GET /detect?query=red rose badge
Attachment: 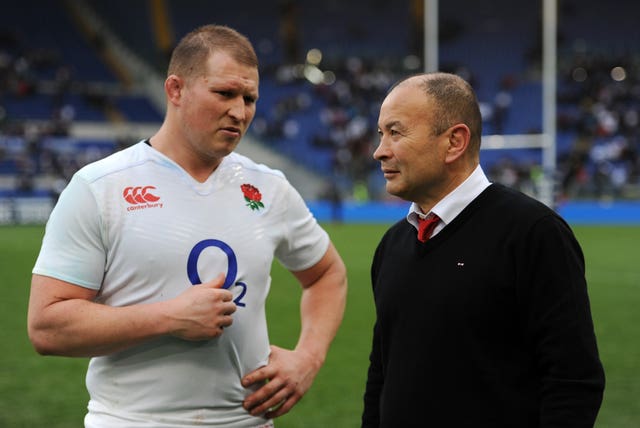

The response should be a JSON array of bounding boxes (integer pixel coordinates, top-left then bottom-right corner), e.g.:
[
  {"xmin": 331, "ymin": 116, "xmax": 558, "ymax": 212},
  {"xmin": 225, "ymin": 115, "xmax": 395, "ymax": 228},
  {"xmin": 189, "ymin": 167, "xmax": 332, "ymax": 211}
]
[{"xmin": 241, "ymin": 184, "xmax": 265, "ymax": 211}]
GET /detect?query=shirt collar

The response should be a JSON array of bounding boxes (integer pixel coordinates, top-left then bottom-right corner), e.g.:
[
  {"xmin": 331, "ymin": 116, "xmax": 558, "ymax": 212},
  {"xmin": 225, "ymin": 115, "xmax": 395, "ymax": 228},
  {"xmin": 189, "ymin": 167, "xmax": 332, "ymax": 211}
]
[{"xmin": 407, "ymin": 165, "xmax": 491, "ymax": 230}]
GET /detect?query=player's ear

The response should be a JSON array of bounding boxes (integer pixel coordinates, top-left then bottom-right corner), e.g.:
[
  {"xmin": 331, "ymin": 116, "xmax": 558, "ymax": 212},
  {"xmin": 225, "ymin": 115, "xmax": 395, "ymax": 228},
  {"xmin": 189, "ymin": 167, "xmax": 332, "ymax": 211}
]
[
  {"xmin": 165, "ymin": 75, "xmax": 183, "ymax": 105},
  {"xmin": 445, "ymin": 124, "xmax": 470, "ymax": 164}
]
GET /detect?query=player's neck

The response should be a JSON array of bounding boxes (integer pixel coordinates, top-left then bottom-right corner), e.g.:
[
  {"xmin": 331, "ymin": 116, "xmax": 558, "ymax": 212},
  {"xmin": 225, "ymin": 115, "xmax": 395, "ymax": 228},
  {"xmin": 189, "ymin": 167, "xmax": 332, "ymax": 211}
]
[{"xmin": 149, "ymin": 132, "xmax": 223, "ymax": 183}]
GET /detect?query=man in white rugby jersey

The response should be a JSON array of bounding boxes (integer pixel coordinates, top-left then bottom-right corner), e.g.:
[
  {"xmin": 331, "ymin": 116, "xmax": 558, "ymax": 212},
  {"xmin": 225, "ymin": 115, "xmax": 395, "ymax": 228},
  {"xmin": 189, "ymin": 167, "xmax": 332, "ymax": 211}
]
[{"xmin": 27, "ymin": 24, "xmax": 347, "ymax": 428}]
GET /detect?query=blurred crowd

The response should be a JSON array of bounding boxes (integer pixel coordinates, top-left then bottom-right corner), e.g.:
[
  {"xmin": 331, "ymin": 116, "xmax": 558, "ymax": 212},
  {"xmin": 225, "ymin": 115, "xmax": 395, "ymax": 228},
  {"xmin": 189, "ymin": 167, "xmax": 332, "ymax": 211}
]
[
  {"xmin": 0, "ymin": 29, "xmax": 75, "ymax": 137},
  {"xmin": 0, "ymin": 26, "xmax": 133, "ymax": 199},
  {"xmin": 0, "ymin": 28, "xmax": 73, "ymax": 197},
  {"xmin": 252, "ymin": 56, "xmax": 398, "ymax": 202},
  {"xmin": 251, "ymin": 49, "xmax": 640, "ymax": 203},
  {"xmin": 2, "ymin": 9, "xmax": 640, "ymax": 204},
  {"xmin": 555, "ymin": 51, "xmax": 640, "ymax": 200}
]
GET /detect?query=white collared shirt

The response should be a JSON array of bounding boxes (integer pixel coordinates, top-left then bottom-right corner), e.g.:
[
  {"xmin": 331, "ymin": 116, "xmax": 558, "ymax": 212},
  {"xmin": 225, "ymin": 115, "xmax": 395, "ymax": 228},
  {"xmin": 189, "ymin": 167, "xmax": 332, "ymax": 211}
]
[{"xmin": 407, "ymin": 165, "xmax": 492, "ymax": 237}]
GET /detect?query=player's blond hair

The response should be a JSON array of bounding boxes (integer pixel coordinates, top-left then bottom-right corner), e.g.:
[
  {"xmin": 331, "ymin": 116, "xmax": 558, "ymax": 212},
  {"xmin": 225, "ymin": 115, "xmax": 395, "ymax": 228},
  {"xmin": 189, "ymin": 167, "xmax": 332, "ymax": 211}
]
[{"xmin": 167, "ymin": 24, "xmax": 258, "ymax": 80}]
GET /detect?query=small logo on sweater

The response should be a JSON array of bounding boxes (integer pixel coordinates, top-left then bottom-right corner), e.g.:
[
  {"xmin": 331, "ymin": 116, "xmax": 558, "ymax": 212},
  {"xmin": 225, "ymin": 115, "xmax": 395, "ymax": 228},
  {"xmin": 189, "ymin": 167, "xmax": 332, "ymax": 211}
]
[
  {"xmin": 123, "ymin": 186, "xmax": 163, "ymax": 211},
  {"xmin": 241, "ymin": 183, "xmax": 265, "ymax": 211}
]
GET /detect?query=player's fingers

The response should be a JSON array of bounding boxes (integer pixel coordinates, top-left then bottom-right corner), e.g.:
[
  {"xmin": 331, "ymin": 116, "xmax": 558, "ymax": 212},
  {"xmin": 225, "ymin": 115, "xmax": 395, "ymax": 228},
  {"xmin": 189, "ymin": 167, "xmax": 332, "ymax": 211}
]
[
  {"xmin": 241, "ymin": 365, "xmax": 273, "ymax": 388},
  {"xmin": 244, "ymin": 379, "xmax": 290, "ymax": 416},
  {"xmin": 265, "ymin": 393, "xmax": 299, "ymax": 419},
  {"xmin": 217, "ymin": 290, "xmax": 235, "ymax": 304},
  {"xmin": 222, "ymin": 300, "xmax": 237, "ymax": 314},
  {"xmin": 220, "ymin": 314, "xmax": 234, "ymax": 328}
]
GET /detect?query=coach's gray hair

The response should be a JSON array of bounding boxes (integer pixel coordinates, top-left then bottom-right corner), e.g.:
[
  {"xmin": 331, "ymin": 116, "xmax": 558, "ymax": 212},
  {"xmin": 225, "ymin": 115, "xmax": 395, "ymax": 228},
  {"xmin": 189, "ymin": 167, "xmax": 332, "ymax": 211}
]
[{"xmin": 396, "ymin": 72, "xmax": 483, "ymax": 152}]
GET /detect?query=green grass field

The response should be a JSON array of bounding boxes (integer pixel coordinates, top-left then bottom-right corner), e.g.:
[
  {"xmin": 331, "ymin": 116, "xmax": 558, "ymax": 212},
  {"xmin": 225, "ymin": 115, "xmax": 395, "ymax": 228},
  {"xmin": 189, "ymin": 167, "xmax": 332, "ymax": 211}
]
[{"xmin": 1, "ymin": 224, "xmax": 638, "ymax": 427}]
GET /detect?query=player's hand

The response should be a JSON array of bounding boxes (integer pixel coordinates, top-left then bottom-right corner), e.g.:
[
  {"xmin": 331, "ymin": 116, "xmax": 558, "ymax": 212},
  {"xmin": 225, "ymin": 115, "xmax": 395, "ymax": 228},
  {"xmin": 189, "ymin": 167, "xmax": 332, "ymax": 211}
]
[
  {"xmin": 168, "ymin": 274, "xmax": 236, "ymax": 340},
  {"xmin": 241, "ymin": 345, "xmax": 322, "ymax": 418}
]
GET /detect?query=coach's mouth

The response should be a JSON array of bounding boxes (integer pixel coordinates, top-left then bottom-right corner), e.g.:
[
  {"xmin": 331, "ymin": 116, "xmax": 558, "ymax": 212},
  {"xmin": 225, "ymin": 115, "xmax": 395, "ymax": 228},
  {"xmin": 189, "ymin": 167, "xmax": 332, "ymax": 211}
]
[{"xmin": 381, "ymin": 168, "xmax": 399, "ymax": 179}]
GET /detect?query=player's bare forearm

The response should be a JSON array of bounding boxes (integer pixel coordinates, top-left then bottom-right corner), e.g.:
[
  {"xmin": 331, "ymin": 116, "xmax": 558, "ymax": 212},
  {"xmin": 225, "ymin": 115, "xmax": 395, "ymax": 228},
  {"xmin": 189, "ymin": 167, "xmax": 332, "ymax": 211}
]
[
  {"xmin": 29, "ymin": 298, "xmax": 168, "ymax": 356},
  {"xmin": 241, "ymin": 243, "xmax": 347, "ymax": 417},
  {"xmin": 296, "ymin": 264, "xmax": 347, "ymax": 362},
  {"xmin": 28, "ymin": 274, "xmax": 234, "ymax": 357}
]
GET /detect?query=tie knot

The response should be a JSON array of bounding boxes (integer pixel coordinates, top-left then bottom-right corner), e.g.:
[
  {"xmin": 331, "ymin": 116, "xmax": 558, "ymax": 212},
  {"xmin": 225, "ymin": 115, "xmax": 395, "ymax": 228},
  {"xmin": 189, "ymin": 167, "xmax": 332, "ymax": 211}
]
[{"xmin": 417, "ymin": 214, "xmax": 440, "ymax": 242}]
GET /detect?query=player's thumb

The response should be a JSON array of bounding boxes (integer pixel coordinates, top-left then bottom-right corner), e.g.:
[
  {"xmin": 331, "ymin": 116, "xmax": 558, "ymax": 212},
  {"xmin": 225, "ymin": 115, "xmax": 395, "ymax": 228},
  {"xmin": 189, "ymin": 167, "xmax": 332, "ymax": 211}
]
[{"xmin": 201, "ymin": 273, "xmax": 226, "ymax": 289}]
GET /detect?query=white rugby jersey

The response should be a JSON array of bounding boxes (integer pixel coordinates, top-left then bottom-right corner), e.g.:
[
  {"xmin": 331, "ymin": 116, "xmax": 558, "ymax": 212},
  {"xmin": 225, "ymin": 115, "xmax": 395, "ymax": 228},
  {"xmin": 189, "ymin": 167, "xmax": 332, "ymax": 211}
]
[{"xmin": 33, "ymin": 141, "xmax": 329, "ymax": 427}]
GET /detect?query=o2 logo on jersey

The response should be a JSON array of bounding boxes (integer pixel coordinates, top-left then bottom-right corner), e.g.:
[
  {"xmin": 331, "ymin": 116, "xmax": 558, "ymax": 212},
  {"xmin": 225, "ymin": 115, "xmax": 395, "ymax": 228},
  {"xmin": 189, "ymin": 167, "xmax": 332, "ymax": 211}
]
[{"xmin": 186, "ymin": 239, "xmax": 247, "ymax": 307}]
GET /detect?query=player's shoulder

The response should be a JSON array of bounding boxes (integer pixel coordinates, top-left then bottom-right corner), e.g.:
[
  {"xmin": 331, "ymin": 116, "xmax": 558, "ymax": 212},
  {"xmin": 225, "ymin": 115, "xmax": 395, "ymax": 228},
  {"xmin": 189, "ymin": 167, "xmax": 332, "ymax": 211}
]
[
  {"xmin": 75, "ymin": 141, "xmax": 150, "ymax": 183},
  {"xmin": 223, "ymin": 152, "xmax": 286, "ymax": 181}
]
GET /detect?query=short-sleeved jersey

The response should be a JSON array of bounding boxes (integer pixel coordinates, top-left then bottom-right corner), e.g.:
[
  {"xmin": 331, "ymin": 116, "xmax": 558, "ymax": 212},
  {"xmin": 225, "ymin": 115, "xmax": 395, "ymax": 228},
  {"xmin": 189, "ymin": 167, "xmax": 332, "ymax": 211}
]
[{"xmin": 33, "ymin": 142, "xmax": 330, "ymax": 427}]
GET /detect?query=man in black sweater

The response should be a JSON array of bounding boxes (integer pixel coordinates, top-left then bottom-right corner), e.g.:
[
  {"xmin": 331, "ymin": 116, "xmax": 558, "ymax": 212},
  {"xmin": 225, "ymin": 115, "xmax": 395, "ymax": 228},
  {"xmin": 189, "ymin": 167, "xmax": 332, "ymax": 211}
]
[{"xmin": 362, "ymin": 72, "xmax": 604, "ymax": 427}]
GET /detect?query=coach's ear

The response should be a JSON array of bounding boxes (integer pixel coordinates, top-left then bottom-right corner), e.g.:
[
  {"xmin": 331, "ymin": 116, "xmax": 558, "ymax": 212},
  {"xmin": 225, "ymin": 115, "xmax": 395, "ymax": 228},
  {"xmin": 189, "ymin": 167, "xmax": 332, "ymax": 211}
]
[
  {"xmin": 165, "ymin": 75, "xmax": 184, "ymax": 106},
  {"xmin": 444, "ymin": 123, "xmax": 470, "ymax": 164}
]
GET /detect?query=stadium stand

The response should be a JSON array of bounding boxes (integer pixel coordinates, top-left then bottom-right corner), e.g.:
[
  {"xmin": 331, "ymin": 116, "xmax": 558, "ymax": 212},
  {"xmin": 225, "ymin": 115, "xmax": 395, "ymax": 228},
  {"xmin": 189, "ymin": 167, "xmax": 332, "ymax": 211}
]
[{"xmin": 1, "ymin": 0, "xmax": 639, "ymax": 222}]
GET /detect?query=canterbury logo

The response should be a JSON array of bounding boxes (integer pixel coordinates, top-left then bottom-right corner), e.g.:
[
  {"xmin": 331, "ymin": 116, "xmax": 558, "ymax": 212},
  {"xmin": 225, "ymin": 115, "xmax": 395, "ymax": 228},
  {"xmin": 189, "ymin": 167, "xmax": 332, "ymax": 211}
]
[{"xmin": 123, "ymin": 186, "xmax": 163, "ymax": 211}]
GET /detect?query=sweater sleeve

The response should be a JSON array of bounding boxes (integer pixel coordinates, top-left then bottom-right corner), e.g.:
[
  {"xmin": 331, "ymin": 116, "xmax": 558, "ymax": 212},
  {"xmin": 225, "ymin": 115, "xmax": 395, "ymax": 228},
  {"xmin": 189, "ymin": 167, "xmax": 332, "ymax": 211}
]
[
  {"xmin": 362, "ymin": 320, "xmax": 383, "ymax": 427},
  {"xmin": 362, "ymin": 240, "xmax": 387, "ymax": 427},
  {"xmin": 520, "ymin": 215, "xmax": 605, "ymax": 427}
]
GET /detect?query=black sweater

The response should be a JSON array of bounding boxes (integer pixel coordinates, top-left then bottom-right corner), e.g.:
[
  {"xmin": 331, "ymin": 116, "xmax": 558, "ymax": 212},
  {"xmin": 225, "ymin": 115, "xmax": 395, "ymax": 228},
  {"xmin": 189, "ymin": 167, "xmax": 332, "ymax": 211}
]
[{"xmin": 362, "ymin": 184, "xmax": 605, "ymax": 427}]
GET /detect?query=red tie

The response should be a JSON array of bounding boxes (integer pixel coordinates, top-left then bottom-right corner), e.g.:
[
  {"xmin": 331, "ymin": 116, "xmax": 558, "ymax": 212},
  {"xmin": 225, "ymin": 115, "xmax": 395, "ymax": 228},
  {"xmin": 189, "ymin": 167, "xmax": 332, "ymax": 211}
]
[{"xmin": 417, "ymin": 214, "xmax": 440, "ymax": 242}]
